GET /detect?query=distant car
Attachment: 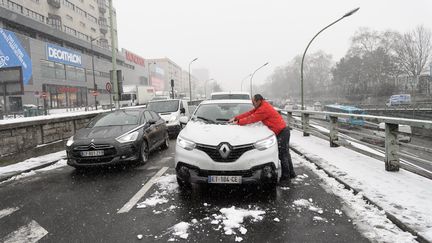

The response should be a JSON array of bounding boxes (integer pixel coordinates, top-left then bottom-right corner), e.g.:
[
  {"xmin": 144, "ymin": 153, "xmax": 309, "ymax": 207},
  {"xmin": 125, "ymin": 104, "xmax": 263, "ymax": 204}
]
[
  {"xmin": 151, "ymin": 96, "xmax": 170, "ymax": 101},
  {"xmin": 147, "ymin": 99, "xmax": 190, "ymax": 137},
  {"xmin": 210, "ymin": 91, "xmax": 251, "ymax": 100},
  {"xmin": 175, "ymin": 99, "xmax": 281, "ymax": 190},
  {"xmin": 374, "ymin": 123, "xmax": 412, "ymax": 143},
  {"xmin": 386, "ymin": 94, "xmax": 411, "ymax": 107},
  {"xmin": 66, "ymin": 109, "xmax": 169, "ymax": 169}
]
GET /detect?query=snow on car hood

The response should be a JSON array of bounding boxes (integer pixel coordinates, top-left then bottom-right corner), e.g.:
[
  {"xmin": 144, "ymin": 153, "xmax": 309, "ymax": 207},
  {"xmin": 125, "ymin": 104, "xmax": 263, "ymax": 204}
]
[{"xmin": 179, "ymin": 121, "xmax": 274, "ymax": 146}]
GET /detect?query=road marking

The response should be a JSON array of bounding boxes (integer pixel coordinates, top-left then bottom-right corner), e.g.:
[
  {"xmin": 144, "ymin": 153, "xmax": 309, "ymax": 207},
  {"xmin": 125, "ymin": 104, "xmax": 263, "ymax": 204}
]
[
  {"xmin": 2, "ymin": 220, "xmax": 48, "ymax": 243},
  {"xmin": 0, "ymin": 207, "xmax": 19, "ymax": 219},
  {"xmin": 117, "ymin": 167, "xmax": 169, "ymax": 214}
]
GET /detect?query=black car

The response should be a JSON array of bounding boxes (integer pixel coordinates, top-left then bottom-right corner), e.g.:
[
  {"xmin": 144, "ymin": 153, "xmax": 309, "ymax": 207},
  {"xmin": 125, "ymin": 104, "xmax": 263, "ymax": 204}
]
[{"xmin": 66, "ymin": 109, "xmax": 169, "ymax": 168}]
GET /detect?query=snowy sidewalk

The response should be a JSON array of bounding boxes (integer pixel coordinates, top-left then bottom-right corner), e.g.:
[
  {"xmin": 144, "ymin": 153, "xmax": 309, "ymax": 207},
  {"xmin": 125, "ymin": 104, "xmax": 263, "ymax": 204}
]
[
  {"xmin": 290, "ymin": 129, "xmax": 432, "ymax": 242},
  {"xmin": 0, "ymin": 151, "xmax": 66, "ymax": 182}
]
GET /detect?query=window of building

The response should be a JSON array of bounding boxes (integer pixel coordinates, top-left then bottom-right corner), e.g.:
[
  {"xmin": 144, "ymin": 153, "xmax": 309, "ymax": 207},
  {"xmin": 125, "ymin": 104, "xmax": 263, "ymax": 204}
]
[
  {"xmin": 91, "ymin": 27, "xmax": 96, "ymax": 33},
  {"xmin": 66, "ymin": 65, "xmax": 86, "ymax": 82},
  {"xmin": 79, "ymin": 21, "xmax": 86, "ymax": 28},
  {"xmin": 89, "ymin": 4, "xmax": 95, "ymax": 10},
  {"xmin": 77, "ymin": 31, "xmax": 89, "ymax": 41},
  {"xmin": 40, "ymin": 60, "xmax": 66, "ymax": 80},
  {"xmin": 65, "ymin": 15, "xmax": 73, "ymax": 21}
]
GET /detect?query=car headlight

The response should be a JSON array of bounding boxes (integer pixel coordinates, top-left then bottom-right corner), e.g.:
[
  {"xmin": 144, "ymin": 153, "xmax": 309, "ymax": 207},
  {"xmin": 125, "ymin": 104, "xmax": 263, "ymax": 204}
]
[
  {"xmin": 116, "ymin": 131, "xmax": 139, "ymax": 143},
  {"xmin": 254, "ymin": 135, "xmax": 276, "ymax": 151},
  {"xmin": 177, "ymin": 136, "xmax": 196, "ymax": 150},
  {"xmin": 66, "ymin": 136, "xmax": 74, "ymax": 147}
]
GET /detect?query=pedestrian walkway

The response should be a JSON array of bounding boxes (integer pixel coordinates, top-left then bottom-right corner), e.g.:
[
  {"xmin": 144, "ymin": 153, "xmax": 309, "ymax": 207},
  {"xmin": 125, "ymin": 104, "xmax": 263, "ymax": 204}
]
[{"xmin": 290, "ymin": 129, "xmax": 432, "ymax": 242}]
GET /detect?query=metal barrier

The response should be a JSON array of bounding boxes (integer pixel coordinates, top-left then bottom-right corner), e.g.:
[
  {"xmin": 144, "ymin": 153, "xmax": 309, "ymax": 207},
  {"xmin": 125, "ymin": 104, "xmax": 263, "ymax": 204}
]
[{"xmin": 283, "ymin": 109, "xmax": 432, "ymax": 179}]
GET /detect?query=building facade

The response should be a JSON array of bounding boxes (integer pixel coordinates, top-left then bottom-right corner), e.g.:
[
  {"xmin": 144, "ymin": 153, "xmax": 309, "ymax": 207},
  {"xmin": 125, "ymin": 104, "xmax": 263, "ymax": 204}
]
[
  {"xmin": 145, "ymin": 58, "xmax": 182, "ymax": 93},
  {"xmin": 0, "ymin": 0, "xmax": 146, "ymax": 112}
]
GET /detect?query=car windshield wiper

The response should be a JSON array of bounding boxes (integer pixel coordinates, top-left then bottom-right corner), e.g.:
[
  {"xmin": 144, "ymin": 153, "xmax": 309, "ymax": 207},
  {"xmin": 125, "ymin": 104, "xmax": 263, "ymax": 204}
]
[
  {"xmin": 195, "ymin": 116, "xmax": 215, "ymax": 124},
  {"xmin": 216, "ymin": 118, "xmax": 229, "ymax": 122}
]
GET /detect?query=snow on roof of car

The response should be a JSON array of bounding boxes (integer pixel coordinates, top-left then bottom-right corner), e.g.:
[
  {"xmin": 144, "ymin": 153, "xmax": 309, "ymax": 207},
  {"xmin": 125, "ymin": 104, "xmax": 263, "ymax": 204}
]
[
  {"xmin": 210, "ymin": 91, "xmax": 251, "ymax": 95},
  {"xmin": 200, "ymin": 99, "xmax": 252, "ymax": 105}
]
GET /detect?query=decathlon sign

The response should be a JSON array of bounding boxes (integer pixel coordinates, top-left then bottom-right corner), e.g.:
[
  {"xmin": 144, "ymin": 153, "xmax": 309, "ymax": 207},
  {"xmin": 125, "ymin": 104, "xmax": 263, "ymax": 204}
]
[{"xmin": 46, "ymin": 44, "xmax": 82, "ymax": 67}]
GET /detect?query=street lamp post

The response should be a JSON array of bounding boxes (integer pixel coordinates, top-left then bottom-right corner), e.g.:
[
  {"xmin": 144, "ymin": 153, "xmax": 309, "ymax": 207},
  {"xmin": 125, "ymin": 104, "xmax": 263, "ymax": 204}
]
[
  {"xmin": 204, "ymin": 78, "xmax": 214, "ymax": 99},
  {"xmin": 188, "ymin": 57, "xmax": 198, "ymax": 100},
  {"xmin": 241, "ymin": 74, "xmax": 251, "ymax": 92},
  {"xmin": 147, "ymin": 61, "xmax": 156, "ymax": 86},
  {"xmin": 90, "ymin": 37, "xmax": 99, "ymax": 110},
  {"xmin": 250, "ymin": 62, "xmax": 269, "ymax": 95},
  {"xmin": 300, "ymin": 7, "xmax": 359, "ymax": 110}
]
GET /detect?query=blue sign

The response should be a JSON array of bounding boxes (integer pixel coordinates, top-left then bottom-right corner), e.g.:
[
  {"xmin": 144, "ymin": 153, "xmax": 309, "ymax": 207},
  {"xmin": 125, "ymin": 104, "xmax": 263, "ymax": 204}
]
[
  {"xmin": 0, "ymin": 28, "xmax": 32, "ymax": 85},
  {"xmin": 46, "ymin": 43, "xmax": 83, "ymax": 67}
]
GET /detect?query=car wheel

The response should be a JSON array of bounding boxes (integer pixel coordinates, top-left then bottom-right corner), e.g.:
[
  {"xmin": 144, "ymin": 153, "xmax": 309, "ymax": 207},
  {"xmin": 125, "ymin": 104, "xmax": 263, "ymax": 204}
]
[
  {"xmin": 177, "ymin": 177, "xmax": 192, "ymax": 191},
  {"xmin": 139, "ymin": 140, "xmax": 149, "ymax": 165},
  {"xmin": 161, "ymin": 132, "xmax": 169, "ymax": 150}
]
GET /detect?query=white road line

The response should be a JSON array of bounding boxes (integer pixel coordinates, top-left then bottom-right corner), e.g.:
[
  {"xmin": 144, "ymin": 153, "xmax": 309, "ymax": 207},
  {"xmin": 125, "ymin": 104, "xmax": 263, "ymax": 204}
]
[
  {"xmin": 0, "ymin": 207, "xmax": 19, "ymax": 219},
  {"xmin": 2, "ymin": 220, "xmax": 48, "ymax": 243},
  {"xmin": 117, "ymin": 167, "xmax": 169, "ymax": 214}
]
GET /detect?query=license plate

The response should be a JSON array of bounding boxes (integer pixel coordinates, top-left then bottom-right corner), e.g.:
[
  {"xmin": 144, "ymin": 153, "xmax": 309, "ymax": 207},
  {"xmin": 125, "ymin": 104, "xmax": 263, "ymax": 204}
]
[
  {"xmin": 208, "ymin": 176, "xmax": 242, "ymax": 184},
  {"xmin": 81, "ymin": 150, "xmax": 104, "ymax": 157}
]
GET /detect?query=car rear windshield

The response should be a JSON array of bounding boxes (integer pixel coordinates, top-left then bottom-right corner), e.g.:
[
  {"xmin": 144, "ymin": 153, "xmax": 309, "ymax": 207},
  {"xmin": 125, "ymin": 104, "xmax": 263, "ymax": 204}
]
[
  {"xmin": 147, "ymin": 100, "xmax": 179, "ymax": 113},
  {"xmin": 88, "ymin": 110, "xmax": 141, "ymax": 127},
  {"xmin": 194, "ymin": 103, "xmax": 253, "ymax": 123},
  {"xmin": 211, "ymin": 94, "xmax": 250, "ymax": 100}
]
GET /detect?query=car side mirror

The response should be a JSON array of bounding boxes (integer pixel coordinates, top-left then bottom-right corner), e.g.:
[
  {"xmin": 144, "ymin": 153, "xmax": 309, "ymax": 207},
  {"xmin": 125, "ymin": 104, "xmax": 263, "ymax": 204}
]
[
  {"xmin": 180, "ymin": 108, "xmax": 186, "ymax": 114},
  {"xmin": 179, "ymin": 116, "xmax": 188, "ymax": 125},
  {"xmin": 148, "ymin": 119, "xmax": 157, "ymax": 125}
]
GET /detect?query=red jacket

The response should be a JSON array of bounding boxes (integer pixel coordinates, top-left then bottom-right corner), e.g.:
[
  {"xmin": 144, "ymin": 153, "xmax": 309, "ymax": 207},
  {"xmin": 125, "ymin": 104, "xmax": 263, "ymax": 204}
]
[{"xmin": 235, "ymin": 100, "xmax": 286, "ymax": 135}]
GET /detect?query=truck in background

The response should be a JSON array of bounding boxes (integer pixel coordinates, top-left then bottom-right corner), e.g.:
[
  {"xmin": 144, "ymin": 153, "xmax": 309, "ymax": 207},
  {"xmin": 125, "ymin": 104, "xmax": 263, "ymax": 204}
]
[{"xmin": 120, "ymin": 85, "xmax": 155, "ymax": 107}]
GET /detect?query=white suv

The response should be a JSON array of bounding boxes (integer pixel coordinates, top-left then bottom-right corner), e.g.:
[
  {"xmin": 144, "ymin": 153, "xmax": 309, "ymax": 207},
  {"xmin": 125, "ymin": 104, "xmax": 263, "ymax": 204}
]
[{"xmin": 175, "ymin": 99, "xmax": 281, "ymax": 190}]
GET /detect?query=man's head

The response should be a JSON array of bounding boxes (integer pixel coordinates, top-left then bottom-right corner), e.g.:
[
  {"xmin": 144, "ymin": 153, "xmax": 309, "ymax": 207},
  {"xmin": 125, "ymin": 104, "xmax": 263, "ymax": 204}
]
[{"xmin": 252, "ymin": 94, "xmax": 264, "ymax": 108}]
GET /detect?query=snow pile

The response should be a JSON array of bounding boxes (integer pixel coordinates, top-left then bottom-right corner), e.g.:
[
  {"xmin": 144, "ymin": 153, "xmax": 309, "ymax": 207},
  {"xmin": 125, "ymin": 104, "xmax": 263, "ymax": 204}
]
[
  {"xmin": 136, "ymin": 174, "xmax": 178, "ymax": 209},
  {"xmin": 291, "ymin": 129, "xmax": 432, "ymax": 241},
  {"xmin": 217, "ymin": 206, "xmax": 265, "ymax": 235},
  {"xmin": 292, "ymin": 152, "xmax": 417, "ymax": 242},
  {"xmin": 0, "ymin": 151, "xmax": 66, "ymax": 176},
  {"xmin": 292, "ymin": 198, "xmax": 323, "ymax": 214},
  {"xmin": 170, "ymin": 222, "xmax": 190, "ymax": 240},
  {"xmin": 38, "ymin": 159, "xmax": 67, "ymax": 171}
]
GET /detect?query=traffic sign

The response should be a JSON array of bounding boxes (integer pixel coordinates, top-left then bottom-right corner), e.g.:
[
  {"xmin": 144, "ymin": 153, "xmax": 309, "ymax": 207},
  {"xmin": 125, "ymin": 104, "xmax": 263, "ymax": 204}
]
[
  {"xmin": 106, "ymin": 82, "xmax": 112, "ymax": 93},
  {"xmin": 41, "ymin": 92, "xmax": 47, "ymax": 99}
]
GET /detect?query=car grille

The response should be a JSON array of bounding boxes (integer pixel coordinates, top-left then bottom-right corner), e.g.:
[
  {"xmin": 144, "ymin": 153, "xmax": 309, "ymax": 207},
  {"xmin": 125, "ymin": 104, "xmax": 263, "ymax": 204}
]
[{"xmin": 195, "ymin": 143, "xmax": 254, "ymax": 162}]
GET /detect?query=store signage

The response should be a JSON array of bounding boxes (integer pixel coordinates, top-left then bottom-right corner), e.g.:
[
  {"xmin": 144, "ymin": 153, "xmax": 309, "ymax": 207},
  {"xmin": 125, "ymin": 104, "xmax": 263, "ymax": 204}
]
[
  {"xmin": 125, "ymin": 50, "xmax": 145, "ymax": 67},
  {"xmin": 46, "ymin": 44, "xmax": 82, "ymax": 67},
  {"xmin": 57, "ymin": 87, "xmax": 79, "ymax": 93},
  {"xmin": 0, "ymin": 28, "xmax": 32, "ymax": 85}
]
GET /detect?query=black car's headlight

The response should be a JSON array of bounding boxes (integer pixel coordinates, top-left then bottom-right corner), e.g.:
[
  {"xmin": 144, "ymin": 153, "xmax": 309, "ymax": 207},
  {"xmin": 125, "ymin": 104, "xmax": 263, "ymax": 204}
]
[
  {"xmin": 116, "ymin": 131, "xmax": 139, "ymax": 143},
  {"xmin": 66, "ymin": 136, "xmax": 74, "ymax": 147}
]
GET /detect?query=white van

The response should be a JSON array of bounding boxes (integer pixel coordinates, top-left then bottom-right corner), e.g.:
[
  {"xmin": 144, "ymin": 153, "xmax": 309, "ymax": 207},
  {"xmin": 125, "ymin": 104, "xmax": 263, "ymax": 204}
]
[
  {"xmin": 147, "ymin": 99, "xmax": 190, "ymax": 137},
  {"xmin": 210, "ymin": 91, "xmax": 251, "ymax": 100}
]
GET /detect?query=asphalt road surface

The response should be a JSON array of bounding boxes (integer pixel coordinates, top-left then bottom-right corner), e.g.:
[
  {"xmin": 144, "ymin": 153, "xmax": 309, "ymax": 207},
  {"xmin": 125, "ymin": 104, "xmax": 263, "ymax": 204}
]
[{"xmin": 0, "ymin": 139, "xmax": 370, "ymax": 243}]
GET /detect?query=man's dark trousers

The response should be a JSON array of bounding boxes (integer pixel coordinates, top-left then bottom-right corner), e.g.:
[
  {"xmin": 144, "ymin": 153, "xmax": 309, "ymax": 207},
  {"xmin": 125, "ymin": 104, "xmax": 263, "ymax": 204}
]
[{"xmin": 277, "ymin": 127, "xmax": 295, "ymax": 179}]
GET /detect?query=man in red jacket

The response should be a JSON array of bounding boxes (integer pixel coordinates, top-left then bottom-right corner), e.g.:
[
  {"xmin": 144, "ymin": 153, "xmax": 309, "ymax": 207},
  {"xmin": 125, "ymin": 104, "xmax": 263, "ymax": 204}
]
[{"xmin": 229, "ymin": 94, "xmax": 296, "ymax": 182}]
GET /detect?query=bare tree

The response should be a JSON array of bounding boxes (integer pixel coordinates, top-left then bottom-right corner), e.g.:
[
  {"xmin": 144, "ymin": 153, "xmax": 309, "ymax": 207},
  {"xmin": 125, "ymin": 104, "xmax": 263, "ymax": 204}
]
[{"xmin": 394, "ymin": 25, "xmax": 432, "ymax": 92}]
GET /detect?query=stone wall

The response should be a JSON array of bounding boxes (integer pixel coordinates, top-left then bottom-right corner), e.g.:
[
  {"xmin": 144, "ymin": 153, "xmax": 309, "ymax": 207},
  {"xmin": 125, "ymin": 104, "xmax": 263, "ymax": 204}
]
[{"xmin": 0, "ymin": 113, "xmax": 101, "ymax": 164}]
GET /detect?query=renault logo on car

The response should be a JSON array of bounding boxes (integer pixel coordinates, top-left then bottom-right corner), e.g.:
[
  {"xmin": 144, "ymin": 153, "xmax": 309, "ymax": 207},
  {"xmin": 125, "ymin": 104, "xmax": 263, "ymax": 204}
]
[{"xmin": 218, "ymin": 143, "xmax": 231, "ymax": 159}]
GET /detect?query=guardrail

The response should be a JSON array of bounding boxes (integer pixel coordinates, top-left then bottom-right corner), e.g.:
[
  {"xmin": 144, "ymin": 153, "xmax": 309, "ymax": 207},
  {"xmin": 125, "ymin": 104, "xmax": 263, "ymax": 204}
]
[{"xmin": 282, "ymin": 110, "xmax": 432, "ymax": 179}]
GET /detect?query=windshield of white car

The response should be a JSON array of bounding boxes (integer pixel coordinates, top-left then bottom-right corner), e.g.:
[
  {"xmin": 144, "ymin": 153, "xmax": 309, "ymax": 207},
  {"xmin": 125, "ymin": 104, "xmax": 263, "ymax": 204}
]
[
  {"xmin": 88, "ymin": 110, "xmax": 141, "ymax": 127},
  {"xmin": 147, "ymin": 100, "xmax": 180, "ymax": 113},
  {"xmin": 193, "ymin": 103, "xmax": 253, "ymax": 123}
]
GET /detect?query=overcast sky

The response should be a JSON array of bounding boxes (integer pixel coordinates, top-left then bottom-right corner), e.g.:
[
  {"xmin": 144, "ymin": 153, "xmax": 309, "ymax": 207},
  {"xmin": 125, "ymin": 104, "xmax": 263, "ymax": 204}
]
[{"xmin": 112, "ymin": 0, "xmax": 432, "ymax": 91}]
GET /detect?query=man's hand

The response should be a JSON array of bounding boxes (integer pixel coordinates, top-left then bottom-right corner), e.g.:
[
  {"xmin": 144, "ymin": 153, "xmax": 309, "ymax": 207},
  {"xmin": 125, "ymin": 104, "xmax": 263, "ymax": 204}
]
[{"xmin": 228, "ymin": 117, "xmax": 236, "ymax": 123}]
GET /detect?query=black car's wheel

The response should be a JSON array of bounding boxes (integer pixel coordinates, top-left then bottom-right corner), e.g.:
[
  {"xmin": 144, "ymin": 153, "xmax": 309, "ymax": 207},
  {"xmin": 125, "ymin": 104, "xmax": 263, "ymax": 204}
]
[
  {"xmin": 161, "ymin": 132, "xmax": 169, "ymax": 150},
  {"xmin": 177, "ymin": 177, "xmax": 192, "ymax": 191},
  {"xmin": 139, "ymin": 140, "xmax": 149, "ymax": 165}
]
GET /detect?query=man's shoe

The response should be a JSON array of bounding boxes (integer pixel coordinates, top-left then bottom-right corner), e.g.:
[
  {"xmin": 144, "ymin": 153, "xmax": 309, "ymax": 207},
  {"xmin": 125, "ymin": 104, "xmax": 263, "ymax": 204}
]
[
  {"xmin": 290, "ymin": 173, "xmax": 297, "ymax": 179},
  {"xmin": 278, "ymin": 177, "xmax": 291, "ymax": 187}
]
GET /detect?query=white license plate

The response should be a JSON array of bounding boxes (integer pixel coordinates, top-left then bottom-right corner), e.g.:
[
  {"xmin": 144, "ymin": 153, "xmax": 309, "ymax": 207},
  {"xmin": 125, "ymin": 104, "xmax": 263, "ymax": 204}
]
[
  {"xmin": 81, "ymin": 150, "xmax": 104, "ymax": 157},
  {"xmin": 208, "ymin": 176, "xmax": 242, "ymax": 184}
]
